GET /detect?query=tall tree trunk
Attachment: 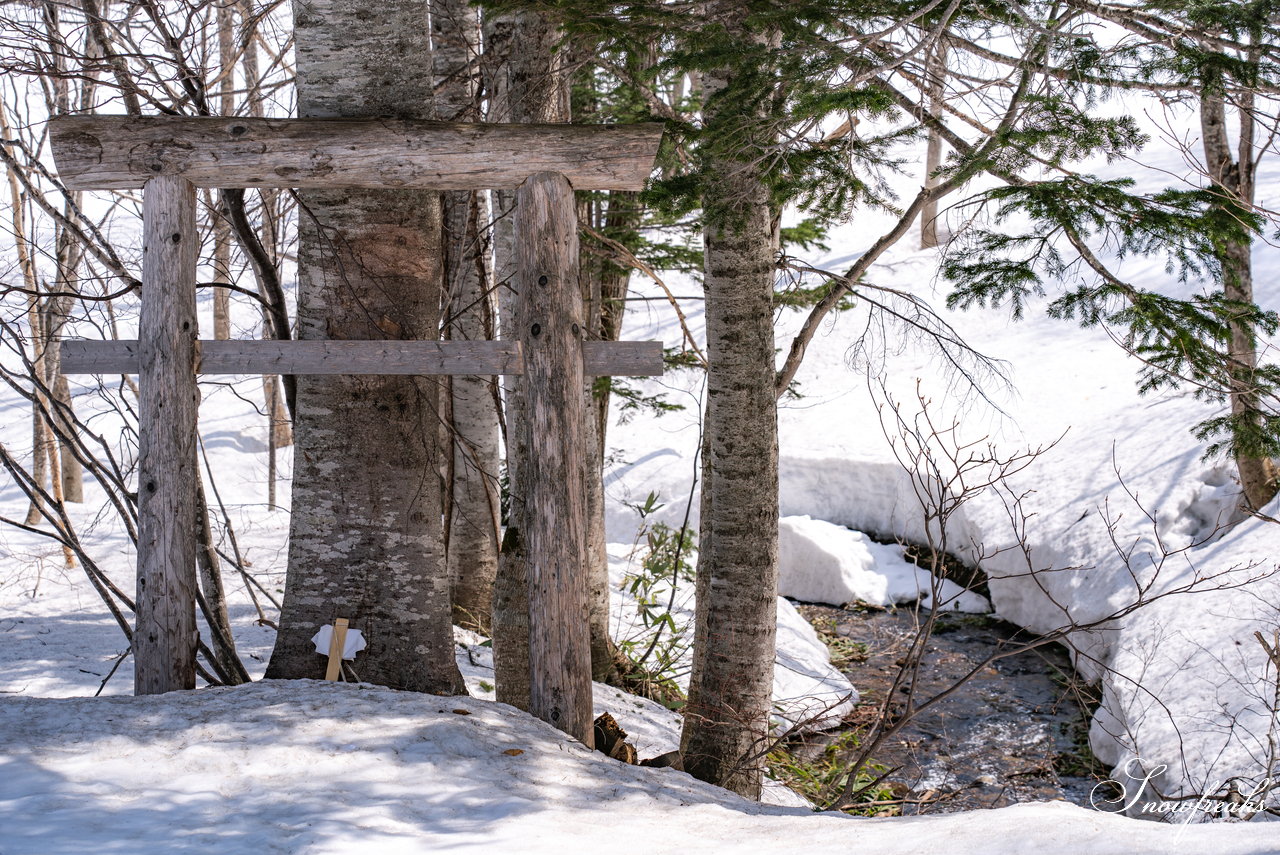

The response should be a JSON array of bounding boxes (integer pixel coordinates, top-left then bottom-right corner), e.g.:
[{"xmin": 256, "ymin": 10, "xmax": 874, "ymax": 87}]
[
  {"xmin": 487, "ymin": 8, "xmax": 569, "ymax": 710},
  {"xmin": 211, "ymin": 0, "xmax": 235, "ymax": 340},
  {"xmin": 579, "ymin": 215, "xmax": 616, "ymax": 685},
  {"xmin": 1200, "ymin": 83, "xmax": 1276, "ymax": 510},
  {"xmin": 571, "ymin": 49, "xmax": 648, "ymax": 685},
  {"xmin": 579, "ymin": 189, "xmax": 643, "ymax": 684},
  {"xmin": 265, "ymin": 0, "xmax": 463, "ymax": 695},
  {"xmin": 44, "ymin": 0, "xmax": 85, "ymax": 506},
  {"xmin": 571, "ymin": 74, "xmax": 612, "ymax": 683},
  {"xmin": 679, "ymin": 17, "xmax": 781, "ymax": 801},
  {"xmin": 484, "ymin": 9, "xmax": 527, "ymax": 709},
  {"xmin": 3, "ymin": 100, "xmax": 51, "ymax": 527},
  {"xmin": 239, "ymin": 0, "xmax": 293, "ymax": 505},
  {"xmin": 434, "ymin": 0, "xmax": 501, "ymax": 634},
  {"xmin": 919, "ymin": 37, "xmax": 947, "ymax": 249},
  {"xmin": 46, "ymin": 247, "xmax": 83, "ymax": 505},
  {"xmin": 195, "ymin": 471, "xmax": 248, "ymax": 684}
]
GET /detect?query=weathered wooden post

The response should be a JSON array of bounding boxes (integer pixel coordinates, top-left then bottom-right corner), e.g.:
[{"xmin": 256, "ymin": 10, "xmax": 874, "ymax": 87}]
[
  {"xmin": 515, "ymin": 171, "xmax": 592, "ymax": 744},
  {"xmin": 135, "ymin": 174, "xmax": 200, "ymax": 694}
]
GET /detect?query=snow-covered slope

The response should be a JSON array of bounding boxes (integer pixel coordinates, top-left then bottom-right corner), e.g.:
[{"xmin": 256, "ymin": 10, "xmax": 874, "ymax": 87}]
[
  {"xmin": 2, "ymin": 680, "xmax": 1275, "ymax": 855},
  {"xmin": 2, "ymin": 84, "xmax": 1279, "ymax": 848}
]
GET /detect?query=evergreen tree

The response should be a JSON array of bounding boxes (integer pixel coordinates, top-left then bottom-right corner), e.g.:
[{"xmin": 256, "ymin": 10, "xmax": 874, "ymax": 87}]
[{"xmin": 946, "ymin": 0, "xmax": 1280, "ymax": 511}]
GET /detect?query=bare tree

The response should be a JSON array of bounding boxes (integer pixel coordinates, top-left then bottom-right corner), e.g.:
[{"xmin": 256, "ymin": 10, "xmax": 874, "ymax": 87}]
[{"xmin": 433, "ymin": 0, "xmax": 502, "ymax": 634}]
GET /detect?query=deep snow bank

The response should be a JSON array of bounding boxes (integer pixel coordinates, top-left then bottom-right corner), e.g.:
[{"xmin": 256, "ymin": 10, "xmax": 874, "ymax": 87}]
[
  {"xmin": 601, "ymin": 210, "xmax": 1280, "ymax": 807},
  {"xmin": 778, "ymin": 514, "xmax": 989, "ymax": 612},
  {"xmin": 1, "ymin": 680, "xmax": 1275, "ymax": 855}
]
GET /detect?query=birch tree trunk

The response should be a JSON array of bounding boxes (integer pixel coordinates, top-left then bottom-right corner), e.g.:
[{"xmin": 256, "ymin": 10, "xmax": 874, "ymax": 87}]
[
  {"xmin": 265, "ymin": 0, "xmax": 463, "ymax": 694},
  {"xmin": 679, "ymin": 13, "xmax": 780, "ymax": 801},
  {"xmin": 1200, "ymin": 83, "xmax": 1277, "ymax": 510},
  {"xmin": 919, "ymin": 37, "xmax": 947, "ymax": 250},
  {"xmin": 3, "ymin": 100, "xmax": 52, "ymax": 527},
  {"xmin": 43, "ymin": 7, "xmax": 84, "ymax": 505},
  {"xmin": 572, "ymin": 50, "xmax": 647, "ymax": 685},
  {"xmin": 238, "ymin": 0, "xmax": 293, "ymax": 455},
  {"xmin": 211, "ymin": 0, "xmax": 234, "ymax": 340},
  {"xmin": 433, "ymin": 0, "xmax": 501, "ymax": 634}
]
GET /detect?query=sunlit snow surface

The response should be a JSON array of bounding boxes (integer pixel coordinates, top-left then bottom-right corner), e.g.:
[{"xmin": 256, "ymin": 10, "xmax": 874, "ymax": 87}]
[{"xmin": 1, "ymin": 680, "xmax": 1276, "ymax": 855}]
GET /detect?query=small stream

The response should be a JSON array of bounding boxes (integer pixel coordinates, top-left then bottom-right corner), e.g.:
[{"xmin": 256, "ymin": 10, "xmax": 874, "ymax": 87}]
[{"xmin": 791, "ymin": 603, "xmax": 1105, "ymax": 814}]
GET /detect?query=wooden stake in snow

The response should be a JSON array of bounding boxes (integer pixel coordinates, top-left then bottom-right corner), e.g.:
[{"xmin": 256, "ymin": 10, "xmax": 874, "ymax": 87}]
[
  {"xmin": 311, "ymin": 619, "xmax": 366, "ymax": 681},
  {"xmin": 324, "ymin": 618, "xmax": 350, "ymax": 681}
]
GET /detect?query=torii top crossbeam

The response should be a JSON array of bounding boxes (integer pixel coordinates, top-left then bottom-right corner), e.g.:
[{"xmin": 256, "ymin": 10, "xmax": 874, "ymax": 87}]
[
  {"xmin": 48, "ymin": 115, "xmax": 664, "ymax": 748},
  {"xmin": 49, "ymin": 116, "xmax": 662, "ymax": 191}
]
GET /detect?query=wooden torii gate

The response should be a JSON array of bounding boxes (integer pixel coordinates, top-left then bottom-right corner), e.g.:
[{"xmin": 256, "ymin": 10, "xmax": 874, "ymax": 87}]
[{"xmin": 48, "ymin": 116, "xmax": 664, "ymax": 743}]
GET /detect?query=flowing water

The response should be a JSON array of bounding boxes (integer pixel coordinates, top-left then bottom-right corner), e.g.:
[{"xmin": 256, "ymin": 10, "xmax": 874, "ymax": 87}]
[{"xmin": 790, "ymin": 603, "xmax": 1106, "ymax": 814}]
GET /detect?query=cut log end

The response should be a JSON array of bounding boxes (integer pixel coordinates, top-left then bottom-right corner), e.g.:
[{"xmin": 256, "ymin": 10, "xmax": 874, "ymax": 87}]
[{"xmin": 592, "ymin": 712, "xmax": 640, "ymax": 765}]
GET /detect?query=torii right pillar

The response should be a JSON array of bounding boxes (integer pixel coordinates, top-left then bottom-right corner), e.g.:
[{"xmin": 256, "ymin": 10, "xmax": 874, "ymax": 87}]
[{"xmin": 515, "ymin": 170, "xmax": 594, "ymax": 745}]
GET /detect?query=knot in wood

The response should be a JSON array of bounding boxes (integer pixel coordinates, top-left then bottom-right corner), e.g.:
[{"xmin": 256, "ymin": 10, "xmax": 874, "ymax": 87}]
[
  {"xmin": 538, "ymin": 275, "xmax": 548, "ymax": 287},
  {"xmin": 530, "ymin": 323, "xmax": 541, "ymax": 337}
]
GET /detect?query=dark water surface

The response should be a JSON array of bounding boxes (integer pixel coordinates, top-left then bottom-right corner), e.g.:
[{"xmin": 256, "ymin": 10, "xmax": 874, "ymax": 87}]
[{"xmin": 793, "ymin": 603, "xmax": 1105, "ymax": 814}]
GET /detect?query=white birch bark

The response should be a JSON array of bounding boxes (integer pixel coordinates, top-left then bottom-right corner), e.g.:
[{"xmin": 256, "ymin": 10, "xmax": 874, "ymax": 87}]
[
  {"xmin": 433, "ymin": 0, "xmax": 501, "ymax": 633},
  {"xmin": 265, "ymin": 0, "xmax": 463, "ymax": 694},
  {"xmin": 919, "ymin": 38, "xmax": 947, "ymax": 250}
]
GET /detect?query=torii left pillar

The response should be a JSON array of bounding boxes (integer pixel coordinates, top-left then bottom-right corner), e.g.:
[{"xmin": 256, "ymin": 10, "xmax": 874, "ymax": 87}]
[{"xmin": 135, "ymin": 174, "xmax": 200, "ymax": 694}]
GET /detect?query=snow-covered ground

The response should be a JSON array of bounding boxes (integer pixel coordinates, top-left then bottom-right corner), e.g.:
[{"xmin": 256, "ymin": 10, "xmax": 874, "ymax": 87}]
[
  {"xmin": 2, "ymin": 680, "xmax": 1276, "ymax": 855},
  {"xmin": 4, "ymin": 90, "xmax": 1280, "ymax": 852}
]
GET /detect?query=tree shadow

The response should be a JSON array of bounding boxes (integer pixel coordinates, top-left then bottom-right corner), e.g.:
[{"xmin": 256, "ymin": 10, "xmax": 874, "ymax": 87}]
[{"xmin": 0, "ymin": 680, "xmax": 811, "ymax": 853}]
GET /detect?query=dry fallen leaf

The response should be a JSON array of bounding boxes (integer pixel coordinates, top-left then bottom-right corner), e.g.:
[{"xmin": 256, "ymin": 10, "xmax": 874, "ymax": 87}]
[
  {"xmin": 503, "ymin": 748, "xmax": 524, "ymax": 756},
  {"xmin": 452, "ymin": 709, "xmax": 471, "ymax": 715}
]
